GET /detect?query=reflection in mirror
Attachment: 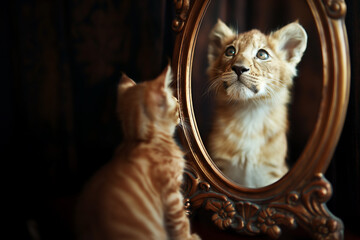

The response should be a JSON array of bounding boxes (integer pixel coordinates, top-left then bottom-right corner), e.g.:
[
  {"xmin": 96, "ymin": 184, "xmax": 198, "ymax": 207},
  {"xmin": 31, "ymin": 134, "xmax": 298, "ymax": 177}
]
[
  {"xmin": 192, "ymin": 0, "xmax": 323, "ymax": 188},
  {"xmin": 206, "ymin": 20, "xmax": 308, "ymax": 188}
]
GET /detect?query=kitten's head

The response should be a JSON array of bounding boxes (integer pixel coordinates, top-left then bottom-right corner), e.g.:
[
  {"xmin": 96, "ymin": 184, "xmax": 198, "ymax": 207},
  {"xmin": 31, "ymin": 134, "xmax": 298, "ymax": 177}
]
[
  {"xmin": 208, "ymin": 20, "xmax": 307, "ymax": 103},
  {"xmin": 117, "ymin": 65, "xmax": 179, "ymax": 141}
]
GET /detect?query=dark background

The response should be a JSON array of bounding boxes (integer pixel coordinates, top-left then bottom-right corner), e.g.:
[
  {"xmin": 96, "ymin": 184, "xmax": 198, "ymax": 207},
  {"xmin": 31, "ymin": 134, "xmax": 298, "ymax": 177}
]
[{"xmin": 1, "ymin": 0, "xmax": 359, "ymax": 239}]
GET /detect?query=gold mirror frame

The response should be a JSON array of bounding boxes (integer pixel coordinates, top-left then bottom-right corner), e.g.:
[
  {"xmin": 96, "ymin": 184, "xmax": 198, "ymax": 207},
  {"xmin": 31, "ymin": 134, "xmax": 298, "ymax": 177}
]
[{"xmin": 172, "ymin": 0, "xmax": 350, "ymax": 239}]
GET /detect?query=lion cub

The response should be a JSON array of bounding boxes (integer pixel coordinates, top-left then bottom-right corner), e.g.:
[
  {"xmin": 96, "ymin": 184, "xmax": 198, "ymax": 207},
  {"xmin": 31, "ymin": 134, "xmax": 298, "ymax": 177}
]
[{"xmin": 207, "ymin": 20, "xmax": 307, "ymax": 188}]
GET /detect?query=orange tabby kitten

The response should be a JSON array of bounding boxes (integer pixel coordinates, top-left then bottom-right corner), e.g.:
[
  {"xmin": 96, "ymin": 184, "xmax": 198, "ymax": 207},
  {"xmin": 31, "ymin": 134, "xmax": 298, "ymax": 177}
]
[
  {"xmin": 207, "ymin": 20, "xmax": 307, "ymax": 188},
  {"xmin": 75, "ymin": 66, "xmax": 200, "ymax": 240}
]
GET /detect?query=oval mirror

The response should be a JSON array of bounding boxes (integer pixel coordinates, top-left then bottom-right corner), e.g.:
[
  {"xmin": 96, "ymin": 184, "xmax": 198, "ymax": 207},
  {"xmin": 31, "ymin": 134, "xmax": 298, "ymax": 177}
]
[
  {"xmin": 192, "ymin": 0, "xmax": 322, "ymax": 189},
  {"xmin": 172, "ymin": 0, "xmax": 349, "ymax": 239}
]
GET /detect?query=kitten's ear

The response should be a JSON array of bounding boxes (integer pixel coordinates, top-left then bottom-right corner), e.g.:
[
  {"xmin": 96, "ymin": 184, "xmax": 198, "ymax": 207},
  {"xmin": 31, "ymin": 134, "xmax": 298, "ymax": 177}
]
[
  {"xmin": 271, "ymin": 22, "xmax": 308, "ymax": 66},
  {"xmin": 116, "ymin": 74, "xmax": 136, "ymax": 121},
  {"xmin": 164, "ymin": 64, "xmax": 173, "ymax": 89},
  {"xmin": 154, "ymin": 64, "xmax": 173, "ymax": 90},
  {"xmin": 208, "ymin": 19, "xmax": 236, "ymax": 63},
  {"xmin": 118, "ymin": 74, "xmax": 136, "ymax": 95}
]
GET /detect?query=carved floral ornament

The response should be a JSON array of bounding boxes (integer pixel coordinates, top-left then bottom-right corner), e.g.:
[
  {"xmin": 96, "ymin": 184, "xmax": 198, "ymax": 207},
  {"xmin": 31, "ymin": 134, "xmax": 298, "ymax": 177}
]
[
  {"xmin": 183, "ymin": 169, "xmax": 343, "ymax": 239},
  {"xmin": 324, "ymin": 0, "xmax": 347, "ymax": 18},
  {"xmin": 172, "ymin": 0, "xmax": 190, "ymax": 32},
  {"xmin": 173, "ymin": 0, "xmax": 350, "ymax": 239}
]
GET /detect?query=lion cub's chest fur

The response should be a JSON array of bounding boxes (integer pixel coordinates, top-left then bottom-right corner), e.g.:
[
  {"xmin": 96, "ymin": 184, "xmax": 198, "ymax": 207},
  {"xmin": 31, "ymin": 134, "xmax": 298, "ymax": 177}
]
[
  {"xmin": 207, "ymin": 20, "xmax": 307, "ymax": 188},
  {"xmin": 210, "ymin": 102, "xmax": 288, "ymax": 188}
]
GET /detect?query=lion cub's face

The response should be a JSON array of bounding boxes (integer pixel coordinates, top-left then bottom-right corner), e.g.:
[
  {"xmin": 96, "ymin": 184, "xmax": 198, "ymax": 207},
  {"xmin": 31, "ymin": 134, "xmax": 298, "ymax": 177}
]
[{"xmin": 207, "ymin": 20, "xmax": 307, "ymax": 103}]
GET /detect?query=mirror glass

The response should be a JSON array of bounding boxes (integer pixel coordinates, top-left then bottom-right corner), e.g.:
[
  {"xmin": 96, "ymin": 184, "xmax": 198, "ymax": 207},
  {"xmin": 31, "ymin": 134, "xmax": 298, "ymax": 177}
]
[{"xmin": 192, "ymin": 0, "xmax": 323, "ymax": 188}]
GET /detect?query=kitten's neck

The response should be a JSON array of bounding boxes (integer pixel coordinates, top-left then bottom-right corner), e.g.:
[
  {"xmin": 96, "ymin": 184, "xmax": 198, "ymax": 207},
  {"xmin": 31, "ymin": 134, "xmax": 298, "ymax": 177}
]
[
  {"xmin": 123, "ymin": 127, "xmax": 179, "ymax": 148},
  {"xmin": 152, "ymin": 130, "xmax": 177, "ymax": 145},
  {"xmin": 116, "ymin": 129, "xmax": 182, "ymax": 160}
]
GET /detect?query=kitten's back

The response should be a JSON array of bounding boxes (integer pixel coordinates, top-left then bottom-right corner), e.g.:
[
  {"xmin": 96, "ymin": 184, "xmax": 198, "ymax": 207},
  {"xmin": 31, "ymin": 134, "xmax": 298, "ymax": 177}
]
[
  {"xmin": 76, "ymin": 145, "xmax": 169, "ymax": 240},
  {"xmin": 75, "ymin": 66, "xmax": 200, "ymax": 240}
]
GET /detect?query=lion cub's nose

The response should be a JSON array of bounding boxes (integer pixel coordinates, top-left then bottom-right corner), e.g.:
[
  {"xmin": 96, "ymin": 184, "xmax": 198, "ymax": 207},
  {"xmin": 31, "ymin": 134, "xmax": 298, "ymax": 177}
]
[{"xmin": 232, "ymin": 66, "xmax": 249, "ymax": 76}]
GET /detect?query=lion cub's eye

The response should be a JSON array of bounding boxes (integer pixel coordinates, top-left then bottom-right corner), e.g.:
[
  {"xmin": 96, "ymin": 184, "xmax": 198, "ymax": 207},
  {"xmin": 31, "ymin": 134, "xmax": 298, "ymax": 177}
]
[
  {"xmin": 225, "ymin": 46, "xmax": 236, "ymax": 57},
  {"xmin": 256, "ymin": 49, "xmax": 270, "ymax": 60}
]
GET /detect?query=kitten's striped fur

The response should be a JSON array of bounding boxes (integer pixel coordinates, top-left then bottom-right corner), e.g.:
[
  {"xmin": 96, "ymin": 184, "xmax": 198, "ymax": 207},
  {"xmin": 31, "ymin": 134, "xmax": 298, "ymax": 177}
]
[
  {"xmin": 75, "ymin": 66, "xmax": 200, "ymax": 240},
  {"xmin": 207, "ymin": 20, "xmax": 307, "ymax": 188}
]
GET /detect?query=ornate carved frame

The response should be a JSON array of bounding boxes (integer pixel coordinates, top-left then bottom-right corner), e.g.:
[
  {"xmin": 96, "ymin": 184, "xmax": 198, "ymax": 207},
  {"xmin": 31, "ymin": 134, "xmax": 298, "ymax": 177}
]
[{"xmin": 172, "ymin": 0, "xmax": 350, "ymax": 239}]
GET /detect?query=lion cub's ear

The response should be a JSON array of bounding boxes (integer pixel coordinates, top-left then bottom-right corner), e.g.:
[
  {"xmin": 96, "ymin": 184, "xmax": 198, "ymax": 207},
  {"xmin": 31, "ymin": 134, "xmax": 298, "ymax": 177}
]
[
  {"xmin": 208, "ymin": 19, "xmax": 236, "ymax": 64},
  {"xmin": 271, "ymin": 22, "xmax": 308, "ymax": 66}
]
